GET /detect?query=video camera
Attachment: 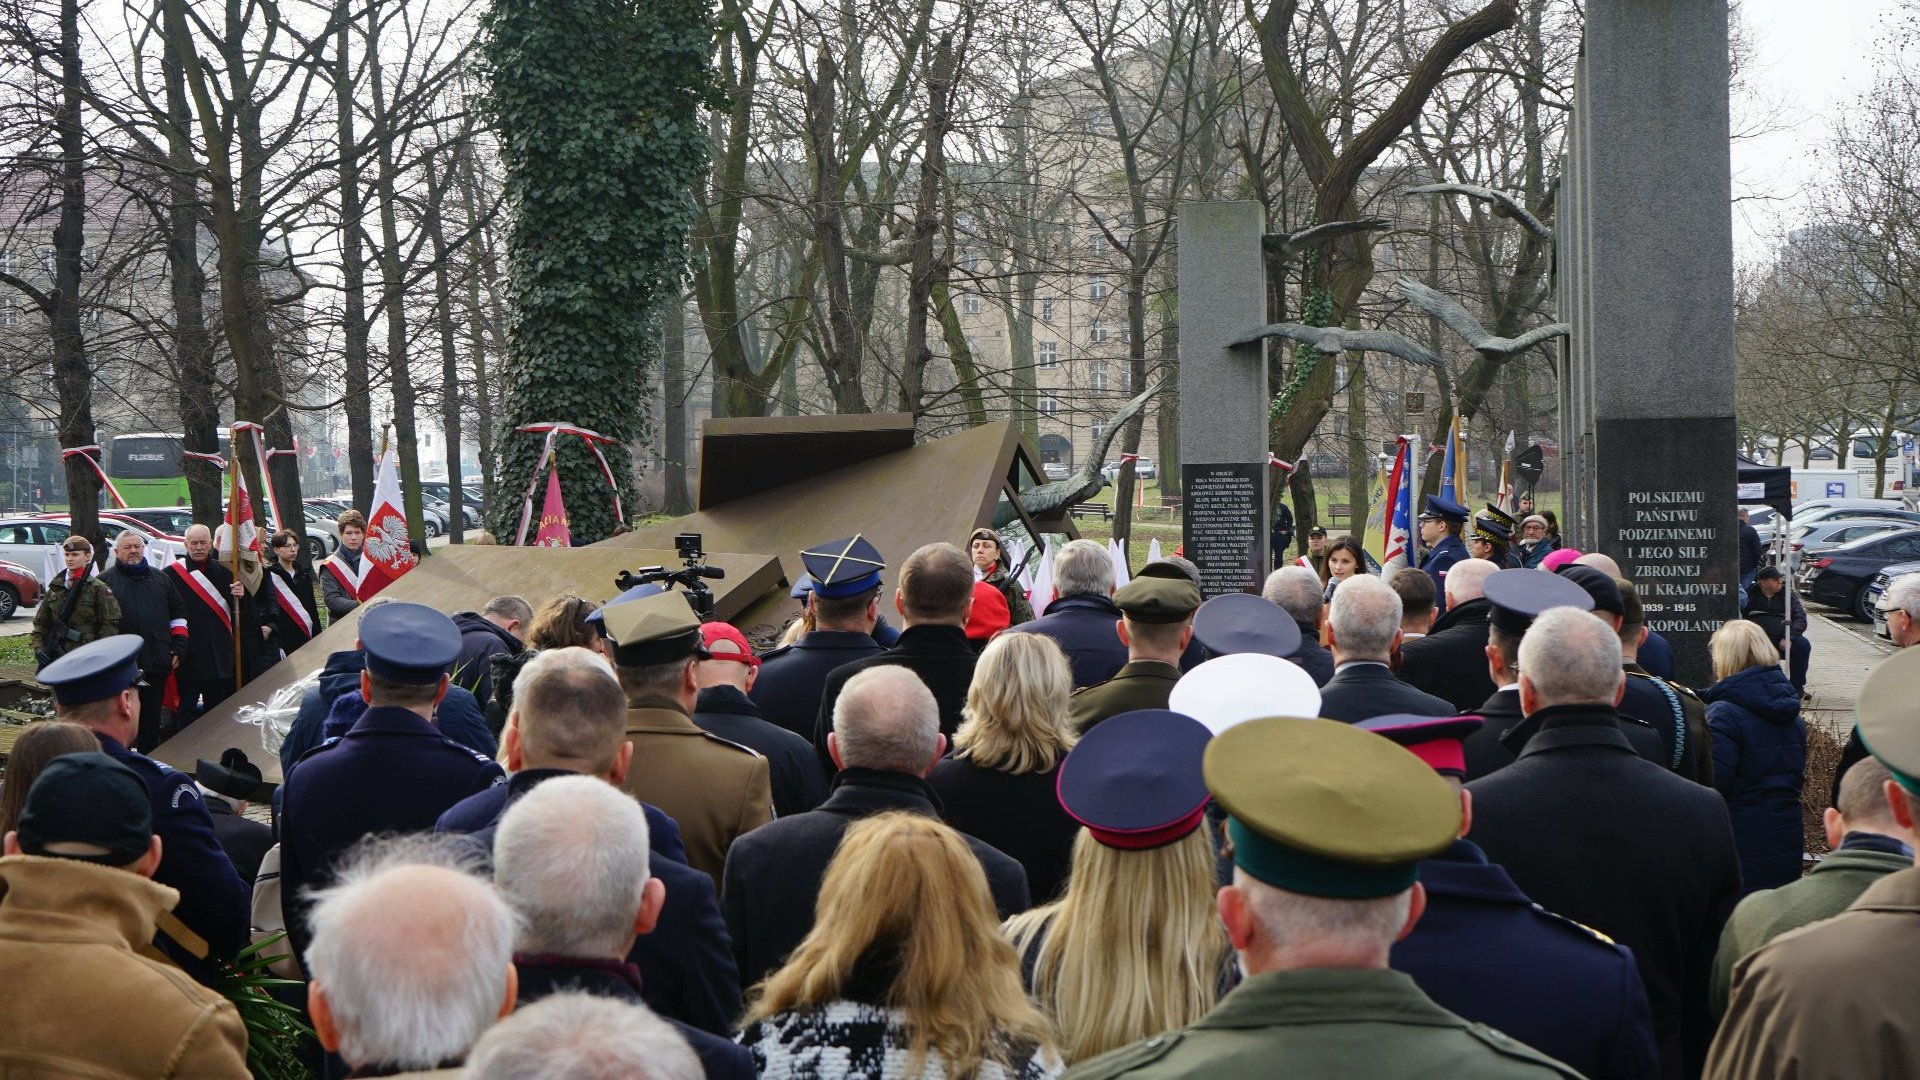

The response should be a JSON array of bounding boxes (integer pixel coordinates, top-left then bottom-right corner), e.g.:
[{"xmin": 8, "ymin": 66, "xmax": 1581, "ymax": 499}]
[{"xmin": 615, "ymin": 532, "xmax": 726, "ymax": 620}]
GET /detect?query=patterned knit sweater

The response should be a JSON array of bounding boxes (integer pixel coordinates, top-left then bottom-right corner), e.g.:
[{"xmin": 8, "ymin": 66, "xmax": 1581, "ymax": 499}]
[{"xmin": 738, "ymin": 1001, "xmax": 1063, "ymax": 1080}]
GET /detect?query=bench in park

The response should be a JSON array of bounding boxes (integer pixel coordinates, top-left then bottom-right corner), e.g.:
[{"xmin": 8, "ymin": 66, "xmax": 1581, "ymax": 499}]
[
  {"xmin": 1068, "ymin": 502, "xmax": 1112, "ymax": 522},
  {"xmin": 1328, "ymin": 503, "xmax": 1352, "ymax": 526}
]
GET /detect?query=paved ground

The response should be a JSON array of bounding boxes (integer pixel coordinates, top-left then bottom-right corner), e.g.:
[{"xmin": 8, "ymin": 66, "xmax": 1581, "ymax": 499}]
[{"xmin": 1801, "ymin": 607, "xmax": 1897, "ymax": 739}]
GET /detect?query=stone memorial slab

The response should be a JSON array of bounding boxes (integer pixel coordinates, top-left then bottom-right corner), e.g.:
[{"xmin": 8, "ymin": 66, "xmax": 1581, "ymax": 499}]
[
  {"xmin": 1183, "ymin": 462, "xmax": 1266, "ymax": 598},
  {"xmin": 1176, "ymin": 201, "xmax": 1269, "ymax": 586}
]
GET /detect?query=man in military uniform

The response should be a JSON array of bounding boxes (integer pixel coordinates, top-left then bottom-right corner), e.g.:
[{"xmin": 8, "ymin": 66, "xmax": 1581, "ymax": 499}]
[
  {"xmin": 751, "ymin": 536, "xmax": 888, "ymax": 739},
  {"xmin": 1708, "ymin": 647, "xmax": 1920, "ymax": 1079},
  {"xmin": 278, "ymin": 603, "xmax": 507, "ymax": 964},
  {"xmin": 1372, "ymin": 714, "xmax": 1661, "ymax": 1080},
  {"xmin": 601, "ymin": 590, "xmax": 773, "ymax": 884},
  {"xmin": 1064, "ymin": 717, "xmax": 1580, "ymax": 1079},
  {"xmin": 1417, "ymin": 496, "xmax": 1470, "ymax": 617},
  {"xmin": 1067, "ymin": 562, "xmax": 1201, "ymax": 732},
  {"xmin": 39, "ymin": 635, "xmax": 250, "ymax": 981},
  {"xmin": 1618, "ymin": 578, "xmax": 1713, "ymax": 784},
  {"xmin": 167, "ymin": 524, "xmax": 245, "ymax": 718},
  {"xmin": 1468, "ymin": 607, "xmax": 1741, "ymax": 1079}
]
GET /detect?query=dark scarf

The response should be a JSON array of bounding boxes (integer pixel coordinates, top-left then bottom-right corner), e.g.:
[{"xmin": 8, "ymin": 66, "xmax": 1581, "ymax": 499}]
[
  {"xmin": 113, "ymin": 558, "xmax": 150, "ymax": 577},
  {"xmin": 1839, "ymin": 831, "xmax": 1915, "ymax": 858},
  {"xmin": 339, "ymin": 545, "xmax": 363, "ymax": 570}
]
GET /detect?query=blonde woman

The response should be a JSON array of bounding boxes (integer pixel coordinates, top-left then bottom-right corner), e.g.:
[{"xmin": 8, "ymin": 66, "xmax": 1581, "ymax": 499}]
[
  {"xmin": 1699, "ymin": 618, "xmax": 1804, "ymax": 892},
  {"xmin": 738, "ymin": 812, "xmax": 1062, "ymax": 1080},
  {"xmin": 1004, "ymin": 708, "xmax": 1229, "ymax": 1065},
  {"xmin": 929, "ymin": 633, "xmax": 1080, "ymax": 901}
]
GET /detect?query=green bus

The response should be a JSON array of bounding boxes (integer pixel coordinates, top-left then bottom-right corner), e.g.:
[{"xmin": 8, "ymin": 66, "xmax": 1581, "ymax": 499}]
[{"xmin": 106, "ymin": 432, "xmax": 230, "ymax": 507}]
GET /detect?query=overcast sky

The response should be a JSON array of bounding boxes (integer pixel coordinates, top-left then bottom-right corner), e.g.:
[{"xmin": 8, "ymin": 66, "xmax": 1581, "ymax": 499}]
[{"xmin": 1729, "ymin": 0, "xmax": 1903, "ymax": 264}]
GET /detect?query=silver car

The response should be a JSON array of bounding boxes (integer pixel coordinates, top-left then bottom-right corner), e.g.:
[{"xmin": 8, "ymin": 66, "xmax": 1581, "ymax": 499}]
[{"xmin": 1785, "ymin": 519, "xmax": 1911, "ymax": 573}]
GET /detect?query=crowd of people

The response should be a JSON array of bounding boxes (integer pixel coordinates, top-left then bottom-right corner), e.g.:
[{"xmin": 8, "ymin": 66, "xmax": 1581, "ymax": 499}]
[{"xmin": 0, "ymin": 498, "xmax": 1908, "ymax": 1080}]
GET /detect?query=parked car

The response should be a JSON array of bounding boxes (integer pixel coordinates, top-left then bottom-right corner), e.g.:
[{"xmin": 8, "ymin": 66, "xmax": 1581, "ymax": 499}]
[
  {"xmin": 420, "ymin": 481, "xmax": 484, "ymax": 527},
  {"xmin": 1866, "ymin": 561, "xmax": 1920, "ymax": 638},
  {"xmin": 1799, "ymin": 527, "xmax": 1920, "ymax": 621},
  {"xmin": 0, "ymin": 559, "xmax": 42, "ymax": 619},
  {"xmin": 1042, "ymin": 462, "xmax": 1071, "ymax": 480},
  {"xmin": 1753, "ymin": 498, "xmax": 1903, "ymax": 542},
  {"xmin": 1784, "ymin": 519, "xmax": 1911, "ymax": 573},
  {"xmin": 1765, "ymin": 503, "xmax": 1920, "ymax": 546},
  {"xmin": 115, "ymin": 506, "xmax": 196, "ymax": 538},
  {"xmin": 36, "ymin": 514, "xmax": 189, "ymax": 564}
]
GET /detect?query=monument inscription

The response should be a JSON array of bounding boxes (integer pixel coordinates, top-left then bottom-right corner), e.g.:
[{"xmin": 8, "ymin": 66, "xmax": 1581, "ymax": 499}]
[{"xmin": 1183, "ymin": 462, "xmax": 1265, "ymax": 598}]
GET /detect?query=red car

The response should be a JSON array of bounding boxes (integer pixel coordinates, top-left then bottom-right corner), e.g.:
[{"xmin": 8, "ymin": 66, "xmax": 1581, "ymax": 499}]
[{"xmin": 0, "ymin": 559, "xmax": 43, "ymax": 620}]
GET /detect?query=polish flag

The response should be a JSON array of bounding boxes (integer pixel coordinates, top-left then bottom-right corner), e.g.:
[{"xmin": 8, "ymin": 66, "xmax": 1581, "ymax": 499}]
[
  {"xmin": 533, "ymin": 468, "xmax": 571, "ymax": 548},
  {"xmin": 363, "ymin": 447, "xmax": 419, "ymax": 595}
]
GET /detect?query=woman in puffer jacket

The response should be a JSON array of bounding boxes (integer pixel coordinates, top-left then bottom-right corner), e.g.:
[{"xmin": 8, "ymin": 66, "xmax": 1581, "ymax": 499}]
[{"xmin": 1699, "ymin": 619, "xmax": 1805, "ymax": 893}]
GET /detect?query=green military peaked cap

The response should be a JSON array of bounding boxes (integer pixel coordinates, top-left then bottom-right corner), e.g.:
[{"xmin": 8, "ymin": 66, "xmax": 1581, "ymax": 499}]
[
  {"xmin": 1858, "ymin": 646, "xmax": 1920, "ymax": 794},
  {"xmin": 599, "ymin": 591, "xmax": 709, "ymax": 667},
  {"xmin": 1114, "ymin": 562, "xmax": 1202, "ymax": 624},
  {"xmin": 1204, "ymin": 717, "xmax": 1460, "ymax": 898}
]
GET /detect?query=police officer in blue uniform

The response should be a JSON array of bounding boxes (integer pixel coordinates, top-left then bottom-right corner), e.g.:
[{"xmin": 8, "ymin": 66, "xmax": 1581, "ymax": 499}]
[
  {"xmin": 38, "ymin": 635, "xmax": 251, "ymax": 981},
  {"xmin": 1418, "ymin": 496, "xmax": 1471, "ymax": 617},
  {"xmin": 1460, "ymin": 570, "xmax": 1664, "ymax": 778},
  {"xmin": 1372, "ymin": 713, "xmax": 1662, "ymax": 1080},
  {"xmin": 749, "ymin": 536, "xmax": 890, "ymax": 739},
  {"xmin": 278, "ymin": 603, "xmax": 506, "ymax": 965}
]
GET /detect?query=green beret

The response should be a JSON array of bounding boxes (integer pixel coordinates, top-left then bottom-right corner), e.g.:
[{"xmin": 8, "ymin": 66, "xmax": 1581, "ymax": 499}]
[
  {"xmin": 1114, "ymin": 565, "xmax": 1202, "ymax": 624},
  {"xmin": 1858, "ymin": 647, "xmax": 1920, "ymax": 793},
  {"xmin": 600, "ymin": 592, "xmax": 708, "ymax": 667},
  {"xmin": 1204, "ymin": 717, "xmax": 1460, "ymax": 898}
]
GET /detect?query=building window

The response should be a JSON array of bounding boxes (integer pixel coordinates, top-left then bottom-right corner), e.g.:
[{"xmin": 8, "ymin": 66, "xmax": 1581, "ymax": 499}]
[
  {"xmin": 1089, "ymin": 319, "xmax": 1108, "ymax": 344},
  {"xmin": 1121, "ymin": 324, "xmax": 1132, "ymax": 344},
  {"xmin": 1040, "ymin": 297, "xmax": 1054, "ymax": 324},
  {"xmin": 1087, "ymin": 275, "xmax": 1109, "ymax": 300},
  {"xmin": 0, "ymin": 250, "xmax": 15, "ymax": 275},
  {"xmin": 959, "ymin": 253, "xmax": 980, "ymax": 274},
  {"xmin": 964, "ymin": 336, "xmax": 980, "ymax": 357},
  {"xmin": 0, "ymin": 303, "xmax": 18, "ymax": 329},
  {"xmin": 961, "ymin": 293, "xmax": 982, "ymax": 315},
  {"xmin": 1039, "ymin": 397, "xmax": 1059, "ymax": 417},
  {"xmin": 1091, "ymin": 422, "xmax": 1106, "ymax": 443},
  {"xmin": 38, "ymin": 250, "xmax": 54, "ymax": 276},
  {"xmin": 1038, "ymin": 341, "xmax": 1059, "ymax": 368},
  {"xmin": 1086, "ymin": 230, "xmax": 1103, "ymax": 254},
  {"xmin": 80, "ymin": 308, "xmax": 102, "ymax": 328},
  {"xmin": 1091, "ymin": 360, "xmax": 1109, "ymax": 390}
]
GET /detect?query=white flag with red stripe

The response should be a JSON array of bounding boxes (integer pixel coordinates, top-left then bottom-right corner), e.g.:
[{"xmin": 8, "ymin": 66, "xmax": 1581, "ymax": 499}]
[{"xmin": 363, "ymin": 447, "xmax": 419, "ymax": 596}]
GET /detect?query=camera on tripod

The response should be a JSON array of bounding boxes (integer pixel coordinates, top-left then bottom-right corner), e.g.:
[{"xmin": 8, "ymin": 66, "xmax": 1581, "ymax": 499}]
[{"xmin": 615, "ymin": 532, "xmax": 727, "ymax": 620}]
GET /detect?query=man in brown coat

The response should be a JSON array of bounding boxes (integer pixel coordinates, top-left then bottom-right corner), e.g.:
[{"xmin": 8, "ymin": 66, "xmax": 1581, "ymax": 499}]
[
  {"xmin": 1708, "ymin": 646, "xmax": 1920, "ymax": 1079},
  {"xmin": 0, "ymin": 752, "xmax": 249, "ymax": 1078},
  {"xmin": 601, "ymin": 590, "xmax": 773, "ymax": 884}
]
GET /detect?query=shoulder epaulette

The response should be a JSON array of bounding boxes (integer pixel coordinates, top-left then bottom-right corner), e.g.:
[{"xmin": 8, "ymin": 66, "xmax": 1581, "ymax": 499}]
[
  {"xmin": 1064, "ymin": 1030, "xmax": 1186, "ymax": 1078},
  {"xmin": 1462, "ymin": 1020, "xmax": 1584, "ymax": 1075},
  {"xmin": 1528, "ymin": 902, "xmax": 1616, "ymax": 945}
]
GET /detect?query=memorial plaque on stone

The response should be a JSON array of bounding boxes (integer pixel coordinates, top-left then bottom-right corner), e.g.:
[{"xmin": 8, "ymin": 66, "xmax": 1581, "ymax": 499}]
[
  {"xmin": 1595, "ymin": 417, "xmax": 1739, "ymax": 687},
  {"xmin": 1182, "ymin": 462, "xmax": 1265, "ymax": 598}
]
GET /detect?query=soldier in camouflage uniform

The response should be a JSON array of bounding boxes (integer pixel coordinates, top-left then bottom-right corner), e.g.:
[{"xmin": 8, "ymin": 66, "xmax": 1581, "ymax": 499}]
[{"xmin": 32, "ymin": 537, "xmax": 121, "ymax": 669}]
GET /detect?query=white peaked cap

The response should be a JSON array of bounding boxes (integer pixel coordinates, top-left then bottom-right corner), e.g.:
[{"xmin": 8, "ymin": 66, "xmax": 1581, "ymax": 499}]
[{"xmin": 1170, "ymin": 653, "xmax": 1323, "ymax": 736}]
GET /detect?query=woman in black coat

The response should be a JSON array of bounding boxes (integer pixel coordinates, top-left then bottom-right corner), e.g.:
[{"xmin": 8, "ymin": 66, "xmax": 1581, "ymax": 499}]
[
  {"xmin": 1700, "ymin": 618, "xmax": 1805, "ymax": 893},
  {"xmin": 928, "ymin": 631, "xmax": 1080, "ymax": 903},
  {"xmin": 257, "ymin": 529, "xmax": 320, "ymax": 659}
]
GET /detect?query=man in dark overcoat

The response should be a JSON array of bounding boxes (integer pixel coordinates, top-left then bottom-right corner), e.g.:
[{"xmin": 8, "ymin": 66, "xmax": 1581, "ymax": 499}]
[
  {"xmin": 725, "ymin": 665, "xmax": 1028, "ymax": 989},
  {"xmin": 1468, "ymin": 606, "xmax": 1741, "ymax": 1080},
  {"xmin": 750, "ymin": 536, "xmax": 889, "ymax": 739},
  {"xmin": 1397, "ymin": 558, "xmax": 1500, "ymax": 710},
  {"xmin": 1018, "ymin": 538, "xmax": 1128, "ymax": 689}
]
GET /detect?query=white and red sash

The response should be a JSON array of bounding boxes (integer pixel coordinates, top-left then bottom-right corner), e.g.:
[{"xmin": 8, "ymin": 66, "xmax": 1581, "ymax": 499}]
[
  {"xmin": 268, "ymin": 570, "xmax": 315, "ymax": 639},
  {"xmin": 322, "ymin": 552, "xmax": 375, "ymax": 601},
  {"xmin": 168, "ymin": 561, "xmax": 233, "ymax": 632}
]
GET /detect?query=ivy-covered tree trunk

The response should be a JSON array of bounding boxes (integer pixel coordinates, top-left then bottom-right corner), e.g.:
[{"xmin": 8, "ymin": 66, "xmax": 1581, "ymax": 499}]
[{"xmin": 482, "ymin": 0, "xmax": 712, "ymax": 542}]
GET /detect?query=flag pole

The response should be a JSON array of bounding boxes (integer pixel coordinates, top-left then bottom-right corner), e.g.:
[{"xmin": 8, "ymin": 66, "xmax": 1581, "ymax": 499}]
[{"xmin": 230, "ymin": 425, "xmax": 244, "ymax": 695}]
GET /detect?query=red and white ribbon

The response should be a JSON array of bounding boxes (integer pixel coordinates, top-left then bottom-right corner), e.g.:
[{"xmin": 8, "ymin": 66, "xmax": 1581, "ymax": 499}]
[
  {"xmin": 61, "ymin": 445, "xmax": 127, "ymax": 508},
  {"xmin": 267, "ymin": 569, "xmax": 314, "ymax": 638},
  {"xmin": 182, "ymin": 449, "xmax": 228, "ymax": 470},
  {"xmin": 168, "ymin": 561, "xmax": 233, "ymax": 632},
  {"xmin": 230, "ymin": 422, "xmax": 287, "ymax": 530},
  {"xmin": 513, "ymin": 422, "xmax": 625, "ymax": 545}
]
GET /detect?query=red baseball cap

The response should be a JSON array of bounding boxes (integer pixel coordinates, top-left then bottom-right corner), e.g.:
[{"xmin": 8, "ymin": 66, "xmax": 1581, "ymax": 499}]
[
  {"xmin": 698, "ymin": 622, "xmax": 760, "ymax": 667},
  {"xmin": 965, "ymin": 580, "xmax": 1011, "ymax": 642}
]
